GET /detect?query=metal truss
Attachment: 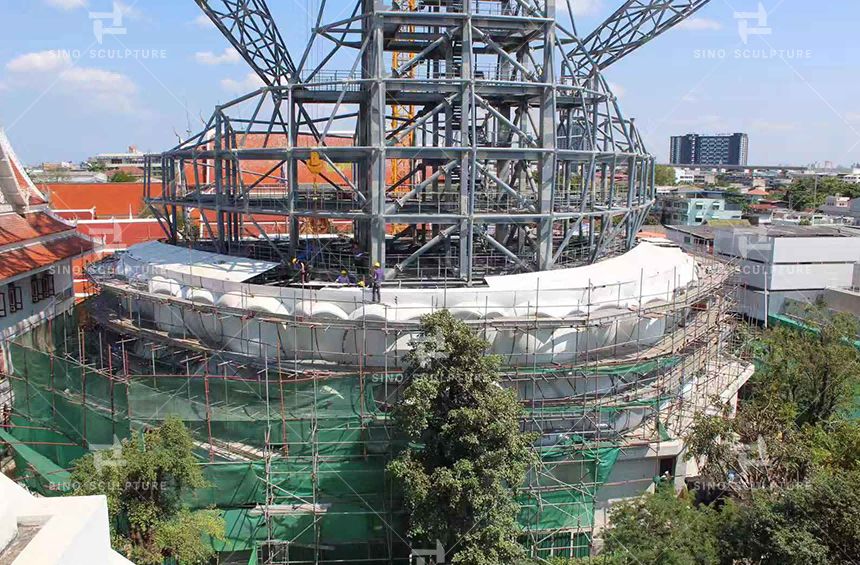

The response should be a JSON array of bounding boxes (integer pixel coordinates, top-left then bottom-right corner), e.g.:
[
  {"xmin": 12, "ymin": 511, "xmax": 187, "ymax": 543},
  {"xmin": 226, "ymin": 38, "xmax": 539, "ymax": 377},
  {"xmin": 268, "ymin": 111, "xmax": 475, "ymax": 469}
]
[
  {"xmin": 147, "ymin": 0, "xmax": 712, "ymax": 283},
  {"xmin": 194, "ymin": 0, "xmax": 297, "ymax": 84},
  {"xmin": 568, "ymin": 0, "xmax": 713, "ymax": 71}
]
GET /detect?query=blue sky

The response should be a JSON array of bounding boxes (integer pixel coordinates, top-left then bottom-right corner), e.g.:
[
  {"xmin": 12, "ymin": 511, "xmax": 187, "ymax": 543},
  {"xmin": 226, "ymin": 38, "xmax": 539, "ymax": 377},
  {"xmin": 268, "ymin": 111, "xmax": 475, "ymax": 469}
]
[{"xmin": 0, "ymin": 0, "xmax": 857, "ymax": 166}]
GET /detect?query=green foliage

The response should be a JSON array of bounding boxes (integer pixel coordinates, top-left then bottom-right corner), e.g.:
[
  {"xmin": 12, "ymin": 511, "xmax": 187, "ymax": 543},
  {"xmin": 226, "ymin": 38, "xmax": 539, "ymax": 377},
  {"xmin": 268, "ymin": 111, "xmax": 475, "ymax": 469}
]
[
  {"xmin": 559, "ymin": 470, "xmax": 860, "ymax": 565},
  {"xmin": 784, "ymin": 176, "xmax": 860, "ymax": 211},
  {"xmin": 717, "ymin": 470, "xmax": 860, "ymax": 565},
  {"xmin": 69, "ymin": 417, "xmax": 224, "ymax": 564},
  {"xmin": 644, "ymin": 212, "xmax": 662, "ymax": 225},
  {"xmin": 387, "ymin": 310, "xmax": 538, "ymax": 565},
  {"xmin": 754, "ymin": 310, "xmax": 860, "ymax": 426},
  {"xmin": 110, "ymin": 170, "xmax": 138, "ymax": 182},
  {"xmin": 655, "ymin": 165, "xmax": 675, "ymax": 186},
  {"xmin": 686, "ymin": 308, "xmax": 860, "ymax": 492},
  {"xmin": 560, "ymin": 311, "xmax": 860, "ymax": 565},
  {"xmin": 600, "ymin": 486, "xmax": 719, "ymax": 565}
]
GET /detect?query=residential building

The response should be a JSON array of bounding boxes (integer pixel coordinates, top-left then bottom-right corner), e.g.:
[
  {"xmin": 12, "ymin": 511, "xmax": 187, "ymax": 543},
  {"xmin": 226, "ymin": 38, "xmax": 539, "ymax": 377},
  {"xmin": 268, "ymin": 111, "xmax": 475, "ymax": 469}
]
[
  {"xmin": 87, "ymin": 146, "xmax": 162, "ymax": 177},
  {"xmin": 819, "ymin": 195, "xmax": 851, "ymax": 216},
  {"xmin": 653, "ymin": 194, "xmax": 742, "ymax": 225},
  {"xmin": 842, "ymin": 169, "xmax": 860, "ymax": 183},
  {"xmin": 674, "ymin": 168, "xmax": 716, "ymax": 185},
  {"xmin": 669, "ymin": 133, "xmax": 749, "ymax": 166}
]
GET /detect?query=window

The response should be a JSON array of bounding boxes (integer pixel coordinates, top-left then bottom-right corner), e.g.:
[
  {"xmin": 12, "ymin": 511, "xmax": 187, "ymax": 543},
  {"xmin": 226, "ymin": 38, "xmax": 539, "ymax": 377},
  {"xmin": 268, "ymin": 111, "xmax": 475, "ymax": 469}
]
[
  {"xmin": 7, "ymin": 283, "xmax": 22, "ymax": 314},
  {"xmin": 0, "ymin": 292, "xmax": 6, "ymax": 318},
  {"xmin": 42, "ymin": 274, "xmax": 55, "ymax": 299},
  {"xmin": 31, "ymin": 275, "xmax": 42, "ymax": 303},
  {"xmin": 30, "ymin": 273, "xmax": 55, "ymax": 304}
]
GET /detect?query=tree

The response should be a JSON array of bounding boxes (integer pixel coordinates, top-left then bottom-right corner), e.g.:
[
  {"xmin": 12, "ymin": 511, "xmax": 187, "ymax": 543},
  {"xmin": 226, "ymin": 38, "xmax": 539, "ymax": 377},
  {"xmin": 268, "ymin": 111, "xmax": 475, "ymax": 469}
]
[
  {"xmin": 717, "ymin": 470, "xmax": 860, "ymax": 565},
  {"xmin": 754, "ymin": 310, "xmax": 860, "ymax": 427},
  {"xmin": 655, "ymin": 165, "xmax": 675, "ymax": 186},
  {"xmin": 784, "ymin": 176, "xmax": 860, "ymax": 211},
  {"xmin": 387, "ymin": 310, "xmax": 538, "ymax": 565},
  {"xmin": 686, "ymin": 309, "xmax": 860, "ymax": 493},
  {"xmin": 69, "ymin": 417, "xmax": 224, "ymax": 565},
  {"xmin": 110, "ymin": 170, "xmax": 138, "ymax": 182},
  {"xmin": 603, "ymin": 485, "xmax": 720, "ymax": 565}
]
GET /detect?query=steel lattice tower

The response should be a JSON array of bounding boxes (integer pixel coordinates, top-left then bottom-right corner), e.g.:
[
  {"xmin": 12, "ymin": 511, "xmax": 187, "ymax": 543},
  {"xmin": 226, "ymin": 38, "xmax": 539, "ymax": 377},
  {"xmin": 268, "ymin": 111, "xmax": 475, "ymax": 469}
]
[{"xmin": 146, "ymin": 0, "xmax": 712, "ymax": 282}]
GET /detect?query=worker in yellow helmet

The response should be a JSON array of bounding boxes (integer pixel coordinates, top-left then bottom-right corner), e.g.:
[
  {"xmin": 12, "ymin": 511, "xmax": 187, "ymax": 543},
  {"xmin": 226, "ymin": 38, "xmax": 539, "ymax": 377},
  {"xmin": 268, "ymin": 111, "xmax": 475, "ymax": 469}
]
[
  {"xmin": 335, "ymin": 269, "xmax": 350, "ymax": 284},
  {"xmin": 371, "ymin": 261, "xmax": 383, "ymax": 303},
  {"xmin": 292, "ymin": 257, "xmax": 308, "ymax": 284}
]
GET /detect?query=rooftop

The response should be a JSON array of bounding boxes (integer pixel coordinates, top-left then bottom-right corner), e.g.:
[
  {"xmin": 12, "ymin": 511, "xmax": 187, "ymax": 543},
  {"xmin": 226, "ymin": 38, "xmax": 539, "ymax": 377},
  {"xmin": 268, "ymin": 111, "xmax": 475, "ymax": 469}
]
[
  {"xmin": 121, "ymin": 240, "xmax": 279, "ymax": 283},
  {"xmin": 0, "ymin": 235, "xmax": 96, "ymax": 281},
  {"xmin": 666, "ymin": 223, "xmax": 860, "ymax": 241}
]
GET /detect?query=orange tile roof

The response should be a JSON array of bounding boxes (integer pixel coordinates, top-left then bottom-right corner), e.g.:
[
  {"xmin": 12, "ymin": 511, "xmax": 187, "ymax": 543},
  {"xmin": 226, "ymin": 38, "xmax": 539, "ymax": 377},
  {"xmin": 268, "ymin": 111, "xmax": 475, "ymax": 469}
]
[
  {"xmin": 45, "ymin": 183, "xmax": 145, "ymax": 218},
  {"xmin": 0, "ymin": 236, "xmax": 95, "ymax": 281},
  {"xmin": 0, "ymin": 212, "xmax": 73, "ymax": 246},
  {"xmin": 747, "ymin": 189, "xmax": 769, "ymax": 196}
]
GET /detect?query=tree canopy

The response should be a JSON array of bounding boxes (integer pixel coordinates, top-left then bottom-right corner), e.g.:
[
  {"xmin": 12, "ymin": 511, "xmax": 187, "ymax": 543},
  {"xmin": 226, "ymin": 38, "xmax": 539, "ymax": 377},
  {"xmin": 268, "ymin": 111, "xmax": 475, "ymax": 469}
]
[
  {"xmin": 556, "ymin": 309, "xmax": 860, "ymax": 565},
  {"xmin": 784, "ymin": 176, "xmax": 860, "ymax": 211},
  {"xmin": 69, "ymin": 417, "xmax": 224, "ymax": 565},
  {"xmin": 387, "ymin": 310, "xmax": 537, "ymax": 565},
  {"xmin": 110, "ymin": 170, "xmax": 138, "ymax": 182},
  {"xmin": 655, "ymin": 165, "xmax": 676, "ymax": 186}
]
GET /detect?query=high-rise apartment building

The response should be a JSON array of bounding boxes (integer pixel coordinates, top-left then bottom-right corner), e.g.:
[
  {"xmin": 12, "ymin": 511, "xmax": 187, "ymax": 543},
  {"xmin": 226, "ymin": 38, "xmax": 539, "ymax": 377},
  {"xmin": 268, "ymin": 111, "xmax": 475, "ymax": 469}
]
[{"xmin": 670, "ymin": 133, "xmax": 748, "ymax": 166}]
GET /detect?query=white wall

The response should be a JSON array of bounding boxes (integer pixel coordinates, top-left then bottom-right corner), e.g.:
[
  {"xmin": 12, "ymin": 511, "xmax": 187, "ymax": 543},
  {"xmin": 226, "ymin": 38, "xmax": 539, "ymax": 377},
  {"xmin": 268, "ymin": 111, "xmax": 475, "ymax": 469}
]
[{"xmin": 0, "ymin": 259, "xmax": 76, "ymax": 341}]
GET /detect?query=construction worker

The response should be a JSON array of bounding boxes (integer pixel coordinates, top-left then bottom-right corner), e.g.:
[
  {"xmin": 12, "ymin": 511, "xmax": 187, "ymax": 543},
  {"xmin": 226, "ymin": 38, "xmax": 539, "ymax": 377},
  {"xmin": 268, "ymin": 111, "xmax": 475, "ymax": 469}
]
[
  {"xmin": 336, "ymin": 270, "xmax": 351, "ymax": 284},
  {"xmin": 372, "ymin": 261, "xmax": 384, "ymax": 303},
  {"xmin": 292, "ymin": 257, "xmax": 309, "ymax": 284}
]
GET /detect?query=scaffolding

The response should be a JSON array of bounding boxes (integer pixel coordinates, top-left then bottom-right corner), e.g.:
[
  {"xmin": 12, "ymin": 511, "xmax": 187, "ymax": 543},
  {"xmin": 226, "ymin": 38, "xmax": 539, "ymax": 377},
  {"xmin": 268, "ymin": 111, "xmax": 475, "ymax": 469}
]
[{"xmin": 0, "ymin": 243, "xmax": 755, "ymax": 564}]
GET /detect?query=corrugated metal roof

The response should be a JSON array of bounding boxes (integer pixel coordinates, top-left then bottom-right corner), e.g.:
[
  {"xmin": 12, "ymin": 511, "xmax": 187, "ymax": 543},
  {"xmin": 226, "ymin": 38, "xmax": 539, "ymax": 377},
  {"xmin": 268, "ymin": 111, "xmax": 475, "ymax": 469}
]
[{"xmin": 122, "ymin": 241, "xmax": 279, "ymax": 282}]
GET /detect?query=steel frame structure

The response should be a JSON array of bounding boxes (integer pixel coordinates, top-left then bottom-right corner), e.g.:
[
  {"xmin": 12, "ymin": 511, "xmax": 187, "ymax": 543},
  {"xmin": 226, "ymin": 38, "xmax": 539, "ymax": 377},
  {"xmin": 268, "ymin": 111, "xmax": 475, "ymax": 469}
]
[{"xmin": 146, "ymin": 0, "xmax": 713, "ymax": 283}]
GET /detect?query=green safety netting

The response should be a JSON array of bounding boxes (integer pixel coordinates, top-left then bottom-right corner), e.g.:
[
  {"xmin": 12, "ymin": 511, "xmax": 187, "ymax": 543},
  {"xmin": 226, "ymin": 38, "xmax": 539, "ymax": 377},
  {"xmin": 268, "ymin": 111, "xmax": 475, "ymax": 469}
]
[
  {"xmin": 0, "ymin": 309, "xmax": 681, "ymax": 561},
  {"xmin": 0, "ymin": 427, "xmax": 71, "ymax": 495}
]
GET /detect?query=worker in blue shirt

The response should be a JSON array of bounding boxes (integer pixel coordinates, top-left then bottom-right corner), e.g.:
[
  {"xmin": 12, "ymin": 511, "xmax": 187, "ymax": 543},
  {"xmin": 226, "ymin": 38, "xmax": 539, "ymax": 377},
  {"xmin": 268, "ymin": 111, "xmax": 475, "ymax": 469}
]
[
  {"xmin": 372, "ymin": 261, "xmax": 384, "ymax": 303},
  {"xmin": 335, "ymin": 270, "xmax": 351, "ymax": 284}
]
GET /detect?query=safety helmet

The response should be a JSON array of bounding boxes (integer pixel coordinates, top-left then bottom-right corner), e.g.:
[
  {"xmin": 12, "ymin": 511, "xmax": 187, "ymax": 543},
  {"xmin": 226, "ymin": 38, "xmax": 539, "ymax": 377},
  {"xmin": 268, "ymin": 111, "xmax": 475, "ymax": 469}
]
[
  {"xmin": 341, "ymin": 270, "xmax": 347, "ymax": 275},
  {"xmin": 292, "ymin": 258, "xmax": 297, "ymax": 264},
  {"xmin": 374, "ymin": 261, "xmax": 381, "ymax": 268},
  {"xmin": 358, "ymin": 281, "xmax": 365, "ymax": 287}
]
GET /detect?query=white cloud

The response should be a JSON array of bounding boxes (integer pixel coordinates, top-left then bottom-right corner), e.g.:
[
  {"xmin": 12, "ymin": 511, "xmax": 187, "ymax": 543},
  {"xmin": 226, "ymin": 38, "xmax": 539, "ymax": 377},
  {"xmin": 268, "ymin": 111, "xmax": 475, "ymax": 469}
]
[
  {"xmin": 6, "ymin": 50, "xmax": 73, "ymax": 73},
  {"xmin": 847, "ymin": 113, "xmax": 860, "ymax": 123},
  {"xmin": 751, "ymin": 120, "xmax": 795, "ymax": 132},
  {"xmin": 5, "ymin": 50, "xmax": 137, "ymax": 114},
  {"xmin": 45, "ymin": 0, "xmax": 87, "ymax": 10},
  {"xmin": 681, "ymin": 93, "xmax": 698, "ymax": 103},
  {"xmin": 608, "ymin": 82, "xmax": 624, "ymax": 98},
  {"xmin": 192, "ymin": 14, "xmax": 214, "ymax": 28},
  {"xmin": 557, "ymin": 0, "xmax": 601, "ymax": 19},
  {"xmin": 677, "ymin": 17, "xmax": 722, "ymax": 31},
  {"xmin": 195, "ymin": 48, "xmax": 241, "ymax": 65},
  {"xmin": 60, "ymin": 68, "xmax": 137, "ymax": 94},
  {"xmin": 115, "ymin": 1, "xmax": 144, "ymax": 20},
  {"xmin": 221, "ymin": 72, "xmax": 266, "ymax": 93}
]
